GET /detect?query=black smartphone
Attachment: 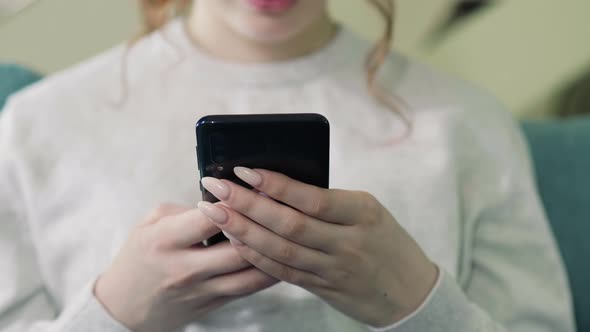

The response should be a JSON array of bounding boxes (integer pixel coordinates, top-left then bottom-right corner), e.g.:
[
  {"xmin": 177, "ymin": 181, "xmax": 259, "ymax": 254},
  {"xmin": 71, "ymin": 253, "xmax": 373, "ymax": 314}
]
[{"xmin": 196, "ymin": 113, "xmax": 330, "ymax": 246}]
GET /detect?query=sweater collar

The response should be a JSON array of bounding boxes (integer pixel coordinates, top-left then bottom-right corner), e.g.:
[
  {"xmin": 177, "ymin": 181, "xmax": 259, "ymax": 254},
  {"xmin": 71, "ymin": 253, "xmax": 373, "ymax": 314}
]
[{"xmin": 158, "ymin": 18, "xmax": 359, "ymax": 88}]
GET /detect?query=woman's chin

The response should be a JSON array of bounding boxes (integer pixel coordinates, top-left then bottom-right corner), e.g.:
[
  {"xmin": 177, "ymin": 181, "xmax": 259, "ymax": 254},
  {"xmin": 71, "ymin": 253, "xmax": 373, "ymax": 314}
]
[{"xmin": 233, "ymin": 20, "xmax": 301, "ymax": 45}]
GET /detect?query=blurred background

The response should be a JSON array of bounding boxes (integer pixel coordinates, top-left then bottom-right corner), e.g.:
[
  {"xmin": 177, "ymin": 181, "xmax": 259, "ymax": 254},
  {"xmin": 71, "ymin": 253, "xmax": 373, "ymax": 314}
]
[{"xmin": 1, "ymin": 0, "xmax": 589, "ymax": 117}]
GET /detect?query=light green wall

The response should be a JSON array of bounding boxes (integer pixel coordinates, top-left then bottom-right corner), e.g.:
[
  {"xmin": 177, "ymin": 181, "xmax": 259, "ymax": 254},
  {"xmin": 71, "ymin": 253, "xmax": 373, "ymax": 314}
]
[
  {"xmin": 0, "ymin": 0, "xmax": 138, "ymax": 73},
  {"xmin": 418, "ymin": 0, "xmax": 590, "ymax": 117},
  {"xmin": 1, "ymin": 0, "xmax": 589, "ymax": 117},
  {"xmin": 331, "ymin": 0, "xmax": 590, "ymax": 117}
]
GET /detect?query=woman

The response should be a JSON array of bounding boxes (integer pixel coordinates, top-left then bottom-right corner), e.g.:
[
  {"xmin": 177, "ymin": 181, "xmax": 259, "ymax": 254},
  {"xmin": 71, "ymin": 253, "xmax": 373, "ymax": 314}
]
[{"xmin": 0, "ymin": 0, "xmax": 575, "ymax": 331}]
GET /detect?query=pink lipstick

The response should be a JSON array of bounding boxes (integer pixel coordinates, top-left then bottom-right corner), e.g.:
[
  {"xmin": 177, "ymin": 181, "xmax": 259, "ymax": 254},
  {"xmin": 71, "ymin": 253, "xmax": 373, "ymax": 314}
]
[{"xmin": 247, "ymin": 0, "xmax": 297, "ymax": 14}]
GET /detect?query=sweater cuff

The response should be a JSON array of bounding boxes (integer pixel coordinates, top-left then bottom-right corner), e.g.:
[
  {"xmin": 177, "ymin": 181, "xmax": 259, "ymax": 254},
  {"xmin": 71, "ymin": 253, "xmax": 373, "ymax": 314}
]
[
  {"xmin": 367, "ymin": 268, "xmax": 481, "ymax": 332},
  {"xmin": 54, "ymin": 278, "xmax": 132, "ymax": 332}
]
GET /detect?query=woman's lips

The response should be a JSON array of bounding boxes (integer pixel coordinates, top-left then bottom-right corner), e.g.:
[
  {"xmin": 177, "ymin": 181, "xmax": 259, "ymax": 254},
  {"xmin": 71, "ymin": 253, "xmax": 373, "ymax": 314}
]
[{"xmin": 246, "ymin": 0, "xmax": 297, "ymax": 13}]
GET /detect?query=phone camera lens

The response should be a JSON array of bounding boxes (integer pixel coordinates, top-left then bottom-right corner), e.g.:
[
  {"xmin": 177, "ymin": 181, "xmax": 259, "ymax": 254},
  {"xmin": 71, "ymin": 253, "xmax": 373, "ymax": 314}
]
[{"xmin": 210, "ymin": 133, "xmax": 226, "ymax": 164}]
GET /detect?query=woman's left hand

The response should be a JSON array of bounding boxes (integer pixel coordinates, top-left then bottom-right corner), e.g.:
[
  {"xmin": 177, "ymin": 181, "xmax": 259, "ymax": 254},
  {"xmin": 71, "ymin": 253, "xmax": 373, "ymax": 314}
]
[{"xmin": 197, "ymin": 167, "xmax": 438, "ymax": 327}]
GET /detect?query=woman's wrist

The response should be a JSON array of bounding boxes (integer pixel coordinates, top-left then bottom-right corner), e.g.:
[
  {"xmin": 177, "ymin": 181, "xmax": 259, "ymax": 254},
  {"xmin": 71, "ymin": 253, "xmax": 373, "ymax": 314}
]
[{"xmin": 370, "ymin": 262, "xmax": 440, "ymax": 328}]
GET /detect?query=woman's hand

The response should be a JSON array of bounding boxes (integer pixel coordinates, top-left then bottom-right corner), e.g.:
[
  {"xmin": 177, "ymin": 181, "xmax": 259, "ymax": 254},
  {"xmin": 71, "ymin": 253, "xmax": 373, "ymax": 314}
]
[
  {"xmin": 94, "ymin": 203, "xmax": 278, "ymax": 332},
  {"xmin": 197, "ymin": 167, "xmax": 439, "ymax": 327}
]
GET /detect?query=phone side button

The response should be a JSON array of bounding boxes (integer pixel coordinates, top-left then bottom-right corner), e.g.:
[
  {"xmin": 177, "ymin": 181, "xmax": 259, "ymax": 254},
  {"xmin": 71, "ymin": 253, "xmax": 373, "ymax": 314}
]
[{"xmin": 195, "ymin": 145, "xmax": 200, "ymax": 170}]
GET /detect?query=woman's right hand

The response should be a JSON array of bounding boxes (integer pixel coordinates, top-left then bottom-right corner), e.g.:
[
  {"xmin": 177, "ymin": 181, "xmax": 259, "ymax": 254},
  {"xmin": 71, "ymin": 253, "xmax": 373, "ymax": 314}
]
[{"xmin": 94, "ymin": 203, "xmax": 278, "ymax": 332}]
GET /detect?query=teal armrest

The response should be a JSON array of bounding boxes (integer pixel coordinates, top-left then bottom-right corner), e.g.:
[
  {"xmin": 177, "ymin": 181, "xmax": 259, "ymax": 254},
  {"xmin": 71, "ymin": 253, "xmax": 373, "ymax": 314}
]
[
  {"xmin": 522, "ymin": 117, "xmax": 590, "ymax": 332},
  {"xmin": 0, "ymin": 64, "xmax": 42, "ymax": 110}
]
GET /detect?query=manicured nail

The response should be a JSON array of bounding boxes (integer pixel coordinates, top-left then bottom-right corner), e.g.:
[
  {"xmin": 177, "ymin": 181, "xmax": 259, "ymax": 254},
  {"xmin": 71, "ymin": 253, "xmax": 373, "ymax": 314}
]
[
  {"xmin": 234, "ymin": 167, "xmax": 262, "ymax": 187},
  {"xmin": 201, "ymin": 177, "xmax": 230, "ymax": 200},
  {"xmin": 223, "ymin": 231, "xmax": 244, "ymax": 246},
  {"xmin": 197, "ymin": 201, "xmax": 228, "ymax": 225}
]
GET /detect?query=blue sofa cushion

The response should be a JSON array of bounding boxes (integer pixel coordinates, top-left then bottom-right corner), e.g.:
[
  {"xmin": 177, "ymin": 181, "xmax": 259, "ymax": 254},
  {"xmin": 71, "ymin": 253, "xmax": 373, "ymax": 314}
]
[
  {"xmin": 0, "ymin": 63, "xmax": 42, "ymax": 110},
  {"xmin": 522, "ymin": 117, "xmax": 590, "ymax": 332}
]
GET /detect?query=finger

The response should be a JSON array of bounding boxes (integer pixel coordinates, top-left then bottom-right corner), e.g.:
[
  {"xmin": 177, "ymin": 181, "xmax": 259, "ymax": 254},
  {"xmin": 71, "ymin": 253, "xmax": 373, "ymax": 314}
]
[
  {"xmin": 198, "ymin": 202, "xmax": 332, "ymax": 274},
  {"xmin": 179, "ymin": 241, "xmax": 252, "ymax": 278},
  {"xmin": 199, "ymin": 267, "xmax": 279, "ymax": 298},
  {"xmin": 233, "ymin": 167, "xmax": 370, "ymax": 224},
  {"xmin": 154, "ymin": 208, "xmax": 222, "ymax": 248},
  {"xmin": 234, "ymin": 245, "xmax": 327, "ymax": 289},
  {"xmin": 201, "ymin": 177, "xmax": 341, "ymax": 250},
  {"xmin": 142, "ymin": 203, "xmax": 191, "ymax": 226}
]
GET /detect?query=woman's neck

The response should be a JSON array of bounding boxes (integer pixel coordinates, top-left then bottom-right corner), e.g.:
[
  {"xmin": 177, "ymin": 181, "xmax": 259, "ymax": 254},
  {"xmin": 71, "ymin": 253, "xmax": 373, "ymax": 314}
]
[{"xmin": 186, "ymin": 7, "xmax": 337, "ymax": 63}]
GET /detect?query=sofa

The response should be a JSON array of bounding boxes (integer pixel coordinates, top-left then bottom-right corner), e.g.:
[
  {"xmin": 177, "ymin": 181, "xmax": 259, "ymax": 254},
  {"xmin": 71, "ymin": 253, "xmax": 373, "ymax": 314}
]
[
  {"xmin": 0, "ymin": 63, "xmax": 41, "ymax": 110},
  {"xmin": 523, "ymin": 118, "xmax": 590, "ymax": 332}
]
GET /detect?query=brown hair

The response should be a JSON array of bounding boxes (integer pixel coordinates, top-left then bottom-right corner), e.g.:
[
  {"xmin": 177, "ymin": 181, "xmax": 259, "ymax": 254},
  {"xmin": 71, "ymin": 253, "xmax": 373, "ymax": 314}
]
[{"xmin": 136, "ymin": 0, "xmax": 410, "ymax": 136}]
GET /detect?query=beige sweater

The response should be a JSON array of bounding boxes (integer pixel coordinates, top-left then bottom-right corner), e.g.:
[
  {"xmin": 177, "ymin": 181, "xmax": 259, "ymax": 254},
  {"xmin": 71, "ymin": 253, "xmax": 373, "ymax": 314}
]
[{"xmin": 0, "ymin": 20, "xmax": 574, "ymax": 331}]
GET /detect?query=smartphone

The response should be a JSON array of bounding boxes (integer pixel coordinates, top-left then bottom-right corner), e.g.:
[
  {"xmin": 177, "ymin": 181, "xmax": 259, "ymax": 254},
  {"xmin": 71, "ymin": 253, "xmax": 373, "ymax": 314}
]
[{"xmin": 196, "ymin": 113, "xmax": 330, "ymax": 246}]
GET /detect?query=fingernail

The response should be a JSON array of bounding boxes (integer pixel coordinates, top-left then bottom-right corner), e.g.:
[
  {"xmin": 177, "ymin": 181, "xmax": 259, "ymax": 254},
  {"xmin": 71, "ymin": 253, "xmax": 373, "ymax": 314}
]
[
  {"xmin": 201, "ymin": 177, "xmax": 231, "ymax": 200},
  {"xmin": 197, "ymin": 201, "xmax": 228, "ymax": 225},
  {"xmin": 222, "ymin": 231, "xmax": 244, "ymax": 246},
  {"xmin": 234, "ymin": 167, "xmax": 262, "ymax": 187}
]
